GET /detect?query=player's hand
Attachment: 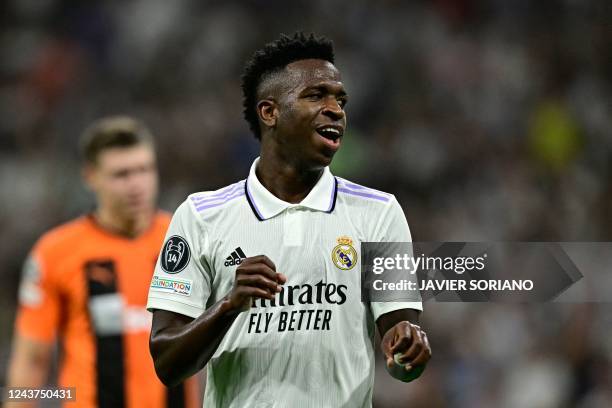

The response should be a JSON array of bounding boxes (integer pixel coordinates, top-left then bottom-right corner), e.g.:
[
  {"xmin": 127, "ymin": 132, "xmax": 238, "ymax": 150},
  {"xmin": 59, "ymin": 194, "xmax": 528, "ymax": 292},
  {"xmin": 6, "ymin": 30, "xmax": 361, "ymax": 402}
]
[
  {"xmin": 381, "ymin": 321, "xmax": 431, "ymax": 375},
  {"xmin": 225, "ymin": 255, "xmax": 287, "ymax": 312}
]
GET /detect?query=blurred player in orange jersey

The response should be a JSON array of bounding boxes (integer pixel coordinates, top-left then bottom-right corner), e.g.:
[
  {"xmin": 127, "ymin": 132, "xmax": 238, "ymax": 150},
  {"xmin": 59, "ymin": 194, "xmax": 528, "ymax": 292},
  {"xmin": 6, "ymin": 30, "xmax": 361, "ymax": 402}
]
[{"xmin": 6, "ymin": 116, "xmax": 199, "ymax": 408}]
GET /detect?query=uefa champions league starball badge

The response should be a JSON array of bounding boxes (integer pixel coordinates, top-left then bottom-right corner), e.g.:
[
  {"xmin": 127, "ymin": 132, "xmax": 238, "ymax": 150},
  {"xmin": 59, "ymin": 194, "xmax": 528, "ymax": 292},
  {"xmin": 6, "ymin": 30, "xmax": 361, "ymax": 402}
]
[
  {"xmin": 161, "ymin": 235, "xmax": 191, "ymax": 274},
  {"xmin": 332, "ymin": 236, "xmax": 358, "ymax": 271}
]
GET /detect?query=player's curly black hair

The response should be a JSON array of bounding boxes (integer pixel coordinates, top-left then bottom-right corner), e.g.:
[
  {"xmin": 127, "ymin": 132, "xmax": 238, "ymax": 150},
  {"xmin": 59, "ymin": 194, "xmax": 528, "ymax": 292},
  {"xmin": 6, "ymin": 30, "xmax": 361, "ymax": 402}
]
[{"xmin": 241, "ymin": 32, "xmax": 335, "ymax": 140}]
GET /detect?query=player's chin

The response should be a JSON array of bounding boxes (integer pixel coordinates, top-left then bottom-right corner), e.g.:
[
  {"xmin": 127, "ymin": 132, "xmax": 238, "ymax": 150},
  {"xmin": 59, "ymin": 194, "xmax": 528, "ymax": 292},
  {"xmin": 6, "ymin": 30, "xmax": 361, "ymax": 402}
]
[
  {"xmin": 313, "ymin": 138, "xmax": 341, "ymax": 162},
  {"xmin": 313, "ymin": 132, "xmax": 342, "ymax": 154},
  {"xmin": 123, "ymin": 200, "xmax": 152, "ymax": 216},
  {"xmin": 312, "ymin": 148, "xmax": 337, "ymax": 167}
]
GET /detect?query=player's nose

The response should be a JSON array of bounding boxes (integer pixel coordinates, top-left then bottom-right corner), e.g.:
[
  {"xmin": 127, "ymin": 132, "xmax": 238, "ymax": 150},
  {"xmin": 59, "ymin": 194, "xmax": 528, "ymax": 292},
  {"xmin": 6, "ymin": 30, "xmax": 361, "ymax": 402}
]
[{"xmin": 322, "ymin": 98, "xmax": 345, "ymax": 121}]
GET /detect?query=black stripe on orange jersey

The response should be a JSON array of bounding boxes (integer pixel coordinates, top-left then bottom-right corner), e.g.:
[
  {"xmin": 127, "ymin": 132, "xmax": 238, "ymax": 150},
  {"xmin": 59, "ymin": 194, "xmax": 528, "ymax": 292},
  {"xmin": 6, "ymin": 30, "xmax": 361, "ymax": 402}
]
[{"xmin": 84, "ymin": 259, "xmax": 126, "ymax": 408}]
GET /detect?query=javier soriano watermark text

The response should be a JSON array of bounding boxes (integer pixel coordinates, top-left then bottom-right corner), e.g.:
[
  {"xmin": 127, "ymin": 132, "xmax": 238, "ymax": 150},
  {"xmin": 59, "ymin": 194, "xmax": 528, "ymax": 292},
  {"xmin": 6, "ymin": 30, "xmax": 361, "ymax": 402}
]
[{"xmin": 361, "ymin": 242, "xmax": 587, "ymax": 303}]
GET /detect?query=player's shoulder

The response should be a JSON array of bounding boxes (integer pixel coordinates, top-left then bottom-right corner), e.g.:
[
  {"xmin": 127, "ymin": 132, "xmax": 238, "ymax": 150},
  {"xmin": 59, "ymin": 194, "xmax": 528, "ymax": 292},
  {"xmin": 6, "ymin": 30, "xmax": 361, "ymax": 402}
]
[
  {"xmin": 153, "ymin": 210, "xmax": 172, "ymax": 227},
  {"xmin": 34, "ymin": 216, "xmax": 94, "ymax": 256},
  {"xmin": 148, "ymin": 210, "xmax": 172, "ymax": 237},
  {"xmin": 184, "ymin": 179, "xmax": 247, "ymax": 217},
  {"xmin": 335, "ymin": 176, "xmax": 396, "ymax": 209}
]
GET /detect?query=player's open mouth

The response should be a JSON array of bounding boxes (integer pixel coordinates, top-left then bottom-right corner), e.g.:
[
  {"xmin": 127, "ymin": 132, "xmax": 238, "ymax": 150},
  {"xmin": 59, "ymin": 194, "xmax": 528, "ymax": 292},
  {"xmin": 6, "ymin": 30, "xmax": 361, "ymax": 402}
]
[{"xmin": 316, "ymin": 125, "xmax": 343, "ymax": 148}]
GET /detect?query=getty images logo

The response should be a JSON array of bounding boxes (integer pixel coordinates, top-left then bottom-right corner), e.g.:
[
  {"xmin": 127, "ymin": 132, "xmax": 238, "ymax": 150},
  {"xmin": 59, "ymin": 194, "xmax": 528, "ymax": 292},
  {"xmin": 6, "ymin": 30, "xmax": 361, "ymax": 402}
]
[{"xmin": 224, "ymin": 247, "xmax": 247, "ymax": 266}]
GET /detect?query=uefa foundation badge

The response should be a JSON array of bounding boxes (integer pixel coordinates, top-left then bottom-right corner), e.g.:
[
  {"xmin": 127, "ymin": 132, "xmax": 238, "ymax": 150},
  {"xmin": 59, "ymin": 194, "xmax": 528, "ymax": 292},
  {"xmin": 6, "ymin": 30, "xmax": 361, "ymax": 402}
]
[{"xmin": 332, "ymin": 236, "xmax": 358, "ymax": 270}]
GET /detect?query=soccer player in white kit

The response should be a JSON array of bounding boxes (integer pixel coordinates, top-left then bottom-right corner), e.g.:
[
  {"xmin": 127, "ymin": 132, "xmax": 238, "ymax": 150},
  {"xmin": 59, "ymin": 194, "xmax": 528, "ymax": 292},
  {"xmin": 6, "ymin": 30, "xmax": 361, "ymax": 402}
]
[{"xmin": 147, "ymin": 32, "xmax": 431, "ymax": 408}]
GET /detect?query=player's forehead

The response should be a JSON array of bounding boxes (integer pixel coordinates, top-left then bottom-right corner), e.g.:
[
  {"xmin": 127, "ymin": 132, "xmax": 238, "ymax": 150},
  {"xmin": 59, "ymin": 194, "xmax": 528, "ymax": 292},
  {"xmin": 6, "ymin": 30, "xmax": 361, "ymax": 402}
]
[
  {"xmin": 284, "ymin": 59, "xmax": 343, "ymax": 89},
  {"xmin": 95, "ymin": 144, "xmax": 155, "ymax": 171}
]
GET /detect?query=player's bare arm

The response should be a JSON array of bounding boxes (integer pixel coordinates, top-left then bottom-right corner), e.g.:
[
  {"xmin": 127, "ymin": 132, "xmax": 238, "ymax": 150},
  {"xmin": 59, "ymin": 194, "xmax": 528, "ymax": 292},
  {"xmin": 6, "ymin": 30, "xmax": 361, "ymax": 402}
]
[
  {"xmin": 150, "ymin": 255, "xmax": 286, "ymax": 386},
  {"xmin": 377, "ymin": 309, "xmax": 431, "ymax": 381},
  {"xmin": 5, "ymin": 335, "xmax": 53, "ymax": 408}
]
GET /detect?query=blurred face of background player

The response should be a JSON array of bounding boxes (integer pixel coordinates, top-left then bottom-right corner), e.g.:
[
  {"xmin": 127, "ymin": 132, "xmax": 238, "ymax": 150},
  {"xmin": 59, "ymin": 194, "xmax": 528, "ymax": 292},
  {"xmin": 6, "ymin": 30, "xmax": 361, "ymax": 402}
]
[
  {"xmin": 259, "ymin": 58, "xmax": 348, "ymax": 170},
  {"xmin": 84, "ymin": 143, "xmax": 158, "ymax": 232}
]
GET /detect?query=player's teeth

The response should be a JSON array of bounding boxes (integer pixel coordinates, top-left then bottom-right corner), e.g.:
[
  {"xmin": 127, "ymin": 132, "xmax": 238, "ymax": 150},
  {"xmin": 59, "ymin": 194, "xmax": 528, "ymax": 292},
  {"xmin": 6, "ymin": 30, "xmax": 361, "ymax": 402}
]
[{"xmin": 321, "ymin": 128, "xmax": 339, "ymax": 134}]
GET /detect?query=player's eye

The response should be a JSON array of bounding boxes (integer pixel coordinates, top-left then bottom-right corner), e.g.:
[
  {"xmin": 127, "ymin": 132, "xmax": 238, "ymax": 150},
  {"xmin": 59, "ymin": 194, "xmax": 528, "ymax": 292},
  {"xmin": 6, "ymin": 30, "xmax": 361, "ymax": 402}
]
[
  {"xmin": 112, "ymin": 170, "xmax": 129, "ymax": 179},
  {"xmin": 338, "ymin": 97, "xmax": 348, "ymax": 108},
  {"xmin": 138, "ymin": 164, "xmax": 154, "ymax": 174},
  {"xmin": 306, "ymin": 92, "xmax": 323, "ymax": 100}
]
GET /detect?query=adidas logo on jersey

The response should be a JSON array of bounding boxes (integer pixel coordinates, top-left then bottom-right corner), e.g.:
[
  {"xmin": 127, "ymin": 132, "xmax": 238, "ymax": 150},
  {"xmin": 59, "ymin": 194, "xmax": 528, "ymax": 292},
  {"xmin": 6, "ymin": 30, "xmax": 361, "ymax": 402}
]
[{"xmin": 224, "ymin": 247, "xmax": 247, "ymax": 266}]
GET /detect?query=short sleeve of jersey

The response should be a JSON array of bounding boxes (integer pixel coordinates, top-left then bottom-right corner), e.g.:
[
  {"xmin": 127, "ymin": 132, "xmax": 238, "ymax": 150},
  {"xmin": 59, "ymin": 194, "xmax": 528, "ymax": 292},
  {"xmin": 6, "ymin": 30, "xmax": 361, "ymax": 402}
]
[
  {"xmin": 146, "ymin": 200, "xmax": 212, "ymax": 319},
  {"xmin": 369, "ymin": 196, "xmax": 423, "ymax": 321},
  {"xmin": 15, "ymin": 250, "xmax": 61, "ymax": 343}
]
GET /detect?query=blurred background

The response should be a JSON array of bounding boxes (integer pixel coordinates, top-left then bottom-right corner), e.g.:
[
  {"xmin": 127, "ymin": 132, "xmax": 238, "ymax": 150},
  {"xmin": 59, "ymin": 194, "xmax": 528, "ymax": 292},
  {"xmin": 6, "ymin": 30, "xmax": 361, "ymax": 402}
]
[{"xmin": 1, "ymin": 0, "xmax": 611, "ymax": 407}]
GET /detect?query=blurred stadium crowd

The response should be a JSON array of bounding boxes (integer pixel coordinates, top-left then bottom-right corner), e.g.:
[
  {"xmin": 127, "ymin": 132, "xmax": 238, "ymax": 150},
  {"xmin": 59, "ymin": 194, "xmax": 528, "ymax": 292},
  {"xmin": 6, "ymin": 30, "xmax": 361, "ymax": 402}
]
[{"xmin": 0, "ymin": 0, "xmax": 610, "ymax": 407}]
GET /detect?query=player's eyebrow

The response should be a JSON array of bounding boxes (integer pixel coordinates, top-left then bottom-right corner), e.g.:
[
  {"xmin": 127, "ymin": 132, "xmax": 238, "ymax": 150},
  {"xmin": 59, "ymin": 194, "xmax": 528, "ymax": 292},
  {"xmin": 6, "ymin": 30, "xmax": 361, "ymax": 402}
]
[{"xmin": 301, "ymin": 83, "xmax": 348, "ymax": 97}]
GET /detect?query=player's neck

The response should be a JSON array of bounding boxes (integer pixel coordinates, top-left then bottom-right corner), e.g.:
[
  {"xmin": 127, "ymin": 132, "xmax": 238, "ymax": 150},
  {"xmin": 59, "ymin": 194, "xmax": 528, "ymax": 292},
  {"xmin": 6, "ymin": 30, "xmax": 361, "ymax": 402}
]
[
  {"xmin": 256, "ymin": 154, "xmax": 323, "ymax": 204},
  {"xmin": 93, "ymin": 207, "xmax": 154, "ymax": 238}
]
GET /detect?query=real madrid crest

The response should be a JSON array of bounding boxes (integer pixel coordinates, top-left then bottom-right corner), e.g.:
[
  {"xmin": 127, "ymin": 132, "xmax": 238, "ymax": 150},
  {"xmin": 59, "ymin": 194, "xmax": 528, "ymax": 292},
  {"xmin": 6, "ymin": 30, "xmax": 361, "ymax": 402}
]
[{"xmin": 332, "ymin": 236, "xmax": 357, "ymax": 270}]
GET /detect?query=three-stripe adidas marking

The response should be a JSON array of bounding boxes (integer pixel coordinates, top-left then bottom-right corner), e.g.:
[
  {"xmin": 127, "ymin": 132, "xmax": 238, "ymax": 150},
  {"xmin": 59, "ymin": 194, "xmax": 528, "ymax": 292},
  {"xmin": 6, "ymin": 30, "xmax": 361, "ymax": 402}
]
[{"xmin": 224, "ymin": 247, "xmax": 246, "ymax": 266}]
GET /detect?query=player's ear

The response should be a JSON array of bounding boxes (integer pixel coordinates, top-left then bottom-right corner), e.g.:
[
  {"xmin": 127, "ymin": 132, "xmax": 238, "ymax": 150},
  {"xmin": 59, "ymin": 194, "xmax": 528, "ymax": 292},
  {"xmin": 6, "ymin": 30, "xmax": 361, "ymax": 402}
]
[
  {"xmin": 257, "ymin": 99, "xmax": 278, "ymax": 129},
  {"xmin": 81, "ymin": 164, "xmax": 97, "ymax": 191}
]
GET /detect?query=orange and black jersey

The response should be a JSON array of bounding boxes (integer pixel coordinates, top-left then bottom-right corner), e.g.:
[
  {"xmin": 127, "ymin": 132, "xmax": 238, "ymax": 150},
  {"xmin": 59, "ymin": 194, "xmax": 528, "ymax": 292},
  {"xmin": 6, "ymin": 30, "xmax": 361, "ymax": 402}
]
[{"xmin": 15, "ymin": 212, "xmax": 198, "ymax": 408}]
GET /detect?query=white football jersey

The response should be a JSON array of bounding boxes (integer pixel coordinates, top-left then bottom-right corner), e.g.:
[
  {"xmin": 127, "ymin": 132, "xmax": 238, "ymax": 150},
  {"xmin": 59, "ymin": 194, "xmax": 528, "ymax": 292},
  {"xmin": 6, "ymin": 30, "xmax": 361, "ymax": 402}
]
[{"xmin": 147, "ymin": 158, "xmax": 422, "ymax": 408}]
